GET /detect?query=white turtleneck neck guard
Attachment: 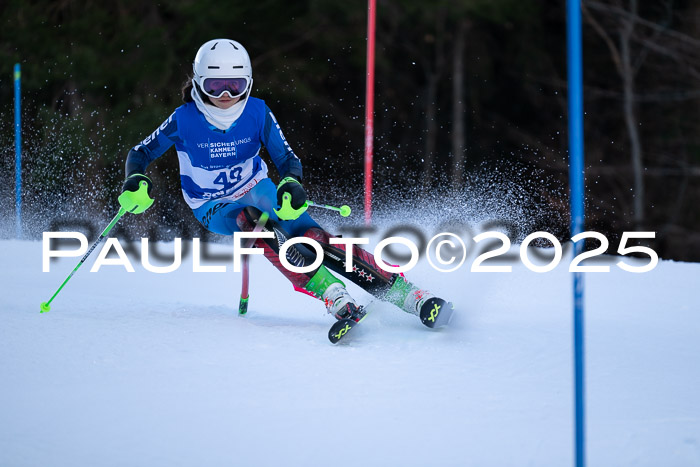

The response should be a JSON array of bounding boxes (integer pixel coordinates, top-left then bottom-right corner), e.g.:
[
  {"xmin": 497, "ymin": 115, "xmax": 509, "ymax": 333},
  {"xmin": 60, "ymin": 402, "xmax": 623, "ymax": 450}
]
[{"xmin": 191, "ymin": 81, "xmax": 252, "ymax": 131}]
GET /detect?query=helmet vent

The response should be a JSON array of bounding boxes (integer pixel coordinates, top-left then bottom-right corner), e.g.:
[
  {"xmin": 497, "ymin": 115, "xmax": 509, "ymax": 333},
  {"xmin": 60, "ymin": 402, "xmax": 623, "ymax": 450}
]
[
  {"xmin": 208, "ymin": 66, "xmax": 220, "ymax": 69},
  {"xmin": 210, "ymin": 42, "xmax": 218, "ymax": 50},
  {"xmin": 229, "ymin": 41, "xmax": 239, "ymax": 50},
  {"xmin": 231, "ymin": 65, "xmax": 243, "ymax": 69}
]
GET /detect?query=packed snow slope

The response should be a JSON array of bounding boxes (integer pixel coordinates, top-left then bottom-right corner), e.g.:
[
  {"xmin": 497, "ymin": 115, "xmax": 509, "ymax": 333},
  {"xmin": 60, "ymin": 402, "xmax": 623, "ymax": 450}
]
[{"xmin": 1, "ymin": 233, "xmax": 699, "ymax": 467}]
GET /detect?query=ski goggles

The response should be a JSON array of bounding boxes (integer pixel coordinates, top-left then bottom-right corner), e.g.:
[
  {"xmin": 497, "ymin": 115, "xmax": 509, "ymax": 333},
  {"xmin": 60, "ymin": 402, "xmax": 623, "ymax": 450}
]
[{"xmin": 199, "ymin": 77, "xmax": 250, "ymax": 99}]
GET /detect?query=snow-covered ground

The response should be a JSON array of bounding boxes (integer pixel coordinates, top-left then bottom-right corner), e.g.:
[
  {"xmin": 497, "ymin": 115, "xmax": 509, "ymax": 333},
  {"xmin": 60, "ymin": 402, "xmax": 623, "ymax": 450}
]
[{"xmin": 1, "ymin": 232, "xmax": 699, "ymax": 466}]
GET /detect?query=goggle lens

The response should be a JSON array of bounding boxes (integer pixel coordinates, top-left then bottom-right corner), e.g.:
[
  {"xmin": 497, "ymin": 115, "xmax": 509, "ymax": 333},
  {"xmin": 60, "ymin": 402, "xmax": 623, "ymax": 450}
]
[{"xmin": 201, "ymin": 77, "xmax": 249, "ymax": 98}]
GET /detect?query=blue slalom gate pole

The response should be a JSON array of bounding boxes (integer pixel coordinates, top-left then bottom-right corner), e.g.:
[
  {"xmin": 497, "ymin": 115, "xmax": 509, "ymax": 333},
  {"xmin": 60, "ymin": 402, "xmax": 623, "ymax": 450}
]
[
  {"xmin": 566, "ymin": 1, "xmax": 586, "ymax": 466},
  {"xmin": 14, "ymin": 63, "xmax": 22, "ymax": 239}
]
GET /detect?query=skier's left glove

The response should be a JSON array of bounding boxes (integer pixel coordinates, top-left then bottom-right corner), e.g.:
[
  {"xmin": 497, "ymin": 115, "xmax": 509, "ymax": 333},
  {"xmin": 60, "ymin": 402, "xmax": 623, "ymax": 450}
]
[
  {"xmin": 118, "ymin": 173, "xmax": 154, "ymax": 214},
  {"xmin": 275, "ymin": 175, "xmax": 308, "ymax": 220}
]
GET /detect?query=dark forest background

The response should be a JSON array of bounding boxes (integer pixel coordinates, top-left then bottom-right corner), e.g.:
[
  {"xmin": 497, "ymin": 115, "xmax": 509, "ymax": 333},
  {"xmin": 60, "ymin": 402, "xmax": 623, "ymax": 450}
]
[{"xmin": 1, "ymin": 0, "xmax": 699, "ymax": 261}]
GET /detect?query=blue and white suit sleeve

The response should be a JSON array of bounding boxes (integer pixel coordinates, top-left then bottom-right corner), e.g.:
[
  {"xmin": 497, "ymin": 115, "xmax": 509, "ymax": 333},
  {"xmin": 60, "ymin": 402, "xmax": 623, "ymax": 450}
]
[
  {"xmin": 124, "ymin": 112, "xmax": 179, "ymax": 177},
  {"xmin": 261, "ymin": 105, "xmax": 303, "ymax": 181}
]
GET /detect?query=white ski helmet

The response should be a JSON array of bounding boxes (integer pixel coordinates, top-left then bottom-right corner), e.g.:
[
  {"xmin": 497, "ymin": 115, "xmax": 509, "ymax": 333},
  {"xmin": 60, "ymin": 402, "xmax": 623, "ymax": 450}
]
[{"xmin": 192, "ymin": 39, "xmax": 253, "ymax": 99}]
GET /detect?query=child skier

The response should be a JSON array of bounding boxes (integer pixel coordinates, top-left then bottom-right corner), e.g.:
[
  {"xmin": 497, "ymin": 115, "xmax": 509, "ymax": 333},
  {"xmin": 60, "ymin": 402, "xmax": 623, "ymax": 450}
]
[{"xmin": 118, "ymin": 38, "xmax": 451, "ymax": 329}]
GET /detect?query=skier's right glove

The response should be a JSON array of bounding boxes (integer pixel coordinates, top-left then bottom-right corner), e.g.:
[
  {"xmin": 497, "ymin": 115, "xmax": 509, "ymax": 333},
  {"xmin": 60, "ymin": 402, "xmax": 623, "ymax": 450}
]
[
  {"xmin": 275, "ymin": 175, "xmax": 308, "ymax": 220},
  {"xmin": 118, "ymin": 173, "xmax": 154, "ymax": 214}
]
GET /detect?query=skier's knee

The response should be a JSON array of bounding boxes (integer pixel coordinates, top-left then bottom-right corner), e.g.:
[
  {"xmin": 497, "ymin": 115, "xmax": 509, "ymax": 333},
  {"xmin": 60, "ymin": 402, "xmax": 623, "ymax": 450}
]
[{"xmin": 236, "ymin": 206, "xmax": 264, "ymax": 232}]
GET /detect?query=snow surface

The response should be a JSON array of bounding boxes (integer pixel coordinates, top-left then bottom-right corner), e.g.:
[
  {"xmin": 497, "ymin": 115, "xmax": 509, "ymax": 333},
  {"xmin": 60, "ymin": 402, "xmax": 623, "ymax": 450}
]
[{"xmin": 2, "ymin": 234, "xmax": 700, "ymax": 467}]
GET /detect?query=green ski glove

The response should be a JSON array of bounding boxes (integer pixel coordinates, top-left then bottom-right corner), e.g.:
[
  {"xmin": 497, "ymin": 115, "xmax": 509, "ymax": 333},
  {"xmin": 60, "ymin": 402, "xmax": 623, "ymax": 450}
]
[
  {"xmin": 274, "ymin": 176, "xmax": 308, "ymax": 220},
  {"xmin": 118, "ymin": 173, "xmax": 154, "ymax": 214}
]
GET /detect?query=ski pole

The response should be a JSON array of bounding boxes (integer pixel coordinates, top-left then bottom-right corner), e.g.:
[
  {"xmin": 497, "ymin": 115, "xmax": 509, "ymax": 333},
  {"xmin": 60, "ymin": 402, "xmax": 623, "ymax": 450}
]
[
  {"xmin": 306, "ymin": 200, "xmax": 352, "ymax": 217},
  {"xmin": 40, "ymin": 206, "xmax": 128, "ymax": 313},
  {"xmin": 239, "ymin": 211, "xmax": 270, "ymax": 315}
]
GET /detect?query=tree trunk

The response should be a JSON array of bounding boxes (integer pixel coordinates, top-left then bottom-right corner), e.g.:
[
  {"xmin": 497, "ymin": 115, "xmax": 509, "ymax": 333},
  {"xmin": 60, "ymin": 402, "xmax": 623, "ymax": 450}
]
[
  {"xmin": 423, "ymin": 73, "xmax": 438, "ymax": 186},
  {"xmin": 620, "ymin": 0, "xmax": 645, "ymax": 229},
  {"xmin": 451, "ymin": 19, "xmax": 468, "ymax": 191},
  {"xmin": 422, "ymin": 6, "xmax": 447, "ymax": 190}
]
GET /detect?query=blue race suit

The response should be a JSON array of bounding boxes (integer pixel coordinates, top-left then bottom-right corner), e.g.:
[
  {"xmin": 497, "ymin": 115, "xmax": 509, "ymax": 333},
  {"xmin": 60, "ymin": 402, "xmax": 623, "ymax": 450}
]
[{"xmin": 124, "ymin": 97, "xmax": 319, "ymax": 235}]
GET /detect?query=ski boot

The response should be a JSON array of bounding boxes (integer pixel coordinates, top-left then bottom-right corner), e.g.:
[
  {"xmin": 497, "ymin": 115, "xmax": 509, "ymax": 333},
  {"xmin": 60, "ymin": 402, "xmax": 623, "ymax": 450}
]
[
  {"xmin": 322, "ymin": 282, "xmax": 370, "ymax": 344},
  {"xmin": 323, "ymin": 282, "xmax": 366, "ymax": 322},
  {"xmin": 385, "ymin": 276, "xmax": 453, "ymax": 328}
]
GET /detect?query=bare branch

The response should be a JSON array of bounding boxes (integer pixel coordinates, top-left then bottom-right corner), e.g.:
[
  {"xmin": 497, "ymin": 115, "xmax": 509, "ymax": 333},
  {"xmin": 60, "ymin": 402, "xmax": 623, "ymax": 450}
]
[
  {"xmin": 633, "ymin": 0, "xmax": 675, "ymax": 74},
  {"xmin": 633, "ymin": 35, "xmax": 700, "ymax": 80},
  {"xmin": 586, "ymin": 0, "xmax": 700, "ymax": 48},
  {"xmin": 582, "ymin": 0, "xmax": 624, "ymax": 76}
]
